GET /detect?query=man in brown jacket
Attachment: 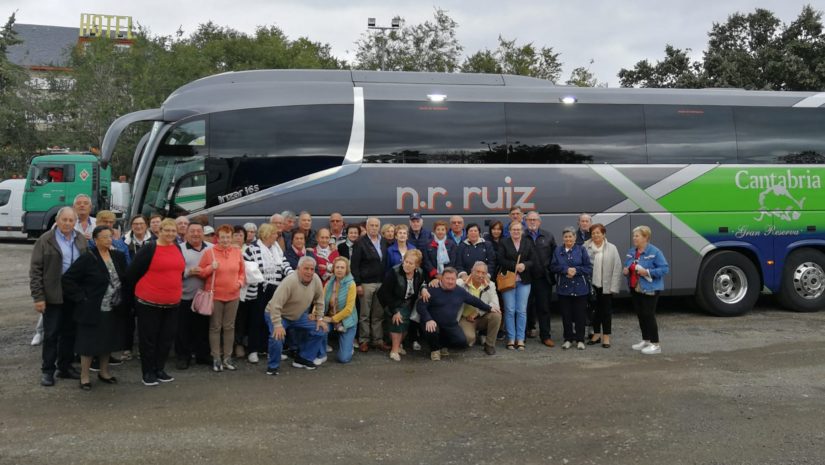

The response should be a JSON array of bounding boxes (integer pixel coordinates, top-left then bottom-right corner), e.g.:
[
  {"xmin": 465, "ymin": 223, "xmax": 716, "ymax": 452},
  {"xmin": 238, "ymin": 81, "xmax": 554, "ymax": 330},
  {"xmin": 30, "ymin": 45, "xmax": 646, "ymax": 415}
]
[{"xmin": 30, "ymin": 207, "xmax": 88, "ymax": 386}]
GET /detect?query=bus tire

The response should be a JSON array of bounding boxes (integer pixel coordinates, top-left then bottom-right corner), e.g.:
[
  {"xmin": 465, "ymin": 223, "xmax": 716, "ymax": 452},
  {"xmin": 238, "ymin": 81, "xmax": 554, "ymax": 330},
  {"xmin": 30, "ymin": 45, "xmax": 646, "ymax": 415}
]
[
  {"xmin": 778, "ymin": 248, "xmax": 825, "ymax": 313},
  {"xmin": 696, "ymin": 251, "xmax": 760, "ymax": 317}
]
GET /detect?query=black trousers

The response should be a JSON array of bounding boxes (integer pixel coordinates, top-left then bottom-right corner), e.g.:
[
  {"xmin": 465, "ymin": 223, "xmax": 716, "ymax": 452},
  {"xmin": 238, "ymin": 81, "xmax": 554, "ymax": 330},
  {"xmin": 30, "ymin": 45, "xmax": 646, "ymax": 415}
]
[
  {"xmin": 136, "ymin": 301, "xmax": 178, "ymax": 375},
  {"xmin": 175, "ymin": 299, "xmax": 210, "ymax": 362},
  {"xmin": 41, "ymin": 303, "xmax": 76, "ymax": 374},
  {"xmin": 527, "ymin": 276, "xmax": 553, "ymax": 339},
  {"xmin": 423, "ymin": 322, "xmax": 467, "ymax": 351},
  {"xmin": 558, "ymin": 295, "xmax": 588, "ymax": 343},
  {"xmin": 248, "ymin": 284, "xmax": 276, "ymax": 354},
  {"xmin": 631, "ymin": 290, "xmax": 660, "ymax": 343},
  {"xmin": 591, "ymin": 286, "xmax": 613, "ymax": 335}
]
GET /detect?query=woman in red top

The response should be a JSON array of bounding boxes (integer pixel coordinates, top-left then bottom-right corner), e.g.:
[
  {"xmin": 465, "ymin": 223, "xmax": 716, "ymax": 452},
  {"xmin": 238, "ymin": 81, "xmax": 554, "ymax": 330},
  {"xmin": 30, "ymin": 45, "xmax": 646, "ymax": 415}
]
[
  {"xmin": 199, "ymin": 224, "xmax": 246, "ymax": 372},
  {"xmin": 127, "ymin": 218, "xmax": 185, "ymax": 387}
]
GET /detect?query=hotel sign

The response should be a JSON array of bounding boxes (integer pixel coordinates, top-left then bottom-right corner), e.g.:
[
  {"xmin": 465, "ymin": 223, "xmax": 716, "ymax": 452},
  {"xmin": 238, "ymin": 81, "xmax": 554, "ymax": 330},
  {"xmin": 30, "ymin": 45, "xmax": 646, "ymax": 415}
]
[{"xmin": 79, "ymin": 13, "xmax": 134, "ymax": 39}]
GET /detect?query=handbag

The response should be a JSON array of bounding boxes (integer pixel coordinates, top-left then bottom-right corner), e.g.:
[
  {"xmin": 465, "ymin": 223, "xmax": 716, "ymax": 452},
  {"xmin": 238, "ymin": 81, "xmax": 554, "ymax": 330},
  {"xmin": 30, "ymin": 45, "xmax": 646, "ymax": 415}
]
[
  {"xmin": 245, "ymin": 260, "xmax": 264, "ymax": 285},
  {"xmin": 496, "ymin": 254, "xmax": 520, "ymax": 293},
  {"xmin": 192, "ymin": 249, "xmax": 216, "ymax": 316}
]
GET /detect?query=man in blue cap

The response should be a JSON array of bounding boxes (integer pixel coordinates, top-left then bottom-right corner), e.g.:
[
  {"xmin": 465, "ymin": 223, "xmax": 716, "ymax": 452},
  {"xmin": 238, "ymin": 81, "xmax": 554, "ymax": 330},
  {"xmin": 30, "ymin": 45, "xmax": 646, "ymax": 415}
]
[{"xmin": 407, "ymin": 213, "xmax": 433, "ymax": 252}]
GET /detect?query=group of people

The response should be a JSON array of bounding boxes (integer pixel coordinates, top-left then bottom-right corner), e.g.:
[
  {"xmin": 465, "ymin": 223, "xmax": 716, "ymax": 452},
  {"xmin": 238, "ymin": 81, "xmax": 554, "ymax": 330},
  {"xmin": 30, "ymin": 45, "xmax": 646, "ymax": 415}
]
[{"xmin": 30, "ymin": 196, "xmax": 670, "ymax": 390}]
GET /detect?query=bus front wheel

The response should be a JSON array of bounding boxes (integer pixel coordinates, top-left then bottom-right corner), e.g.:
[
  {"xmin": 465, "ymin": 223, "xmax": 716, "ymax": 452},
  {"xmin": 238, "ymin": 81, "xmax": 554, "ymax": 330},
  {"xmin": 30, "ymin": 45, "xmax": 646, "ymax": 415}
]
[
  {"xmin": 778, "ymin": 248, "xmax": 825, "ymax": 313},
  {"xmin": 696, "ymin": 251, "xmax": 760, "ymax": 317}
]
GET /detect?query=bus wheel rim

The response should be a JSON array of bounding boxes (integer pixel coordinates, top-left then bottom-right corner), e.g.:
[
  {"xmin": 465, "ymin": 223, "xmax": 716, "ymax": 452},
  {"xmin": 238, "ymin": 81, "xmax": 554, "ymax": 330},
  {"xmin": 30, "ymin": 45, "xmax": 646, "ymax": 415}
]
[
  {"xmin": 792, "ymin": 262, "xmax": 824, "ymax": 300},
  {"xmin": 713, "ymin": 266, "xmax": 747, "ymax": 305}
]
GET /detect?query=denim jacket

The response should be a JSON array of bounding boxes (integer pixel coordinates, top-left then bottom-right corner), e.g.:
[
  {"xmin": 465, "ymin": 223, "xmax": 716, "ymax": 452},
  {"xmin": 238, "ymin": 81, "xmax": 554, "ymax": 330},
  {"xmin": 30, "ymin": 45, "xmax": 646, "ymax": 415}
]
[
  {"xmin": 549, "ymin": 244, "xmax": 593, "ymax": 297},
  {"xmin": 623, "ymin": 244, "xmax": 669, "ymax": 293}
]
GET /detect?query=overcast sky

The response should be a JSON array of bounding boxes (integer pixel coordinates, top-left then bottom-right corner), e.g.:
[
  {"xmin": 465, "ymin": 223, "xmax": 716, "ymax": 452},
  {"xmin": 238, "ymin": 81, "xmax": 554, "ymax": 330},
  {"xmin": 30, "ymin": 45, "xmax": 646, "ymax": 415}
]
[{"xmin": 2, "ymin": 0, "xmax": 818, "ymax": 85}]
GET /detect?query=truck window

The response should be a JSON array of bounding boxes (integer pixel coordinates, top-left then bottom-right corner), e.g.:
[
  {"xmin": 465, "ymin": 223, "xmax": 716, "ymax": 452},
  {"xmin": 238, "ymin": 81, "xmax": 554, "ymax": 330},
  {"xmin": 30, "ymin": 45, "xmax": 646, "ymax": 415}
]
[
  {"xmin": 0, "ymin": 189, "xmax": 10, "ymax": 207},
  {"xmin": 32, "ymin": 165, "xmax": 75, "ymax": 185}
]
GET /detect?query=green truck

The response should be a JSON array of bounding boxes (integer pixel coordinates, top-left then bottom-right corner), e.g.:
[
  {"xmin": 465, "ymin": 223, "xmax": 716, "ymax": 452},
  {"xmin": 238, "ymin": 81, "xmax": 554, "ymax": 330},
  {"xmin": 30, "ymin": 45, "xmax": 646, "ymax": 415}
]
[{"xmin": 22, "ymin": 153, "xmax": 112, "ymax": 238}]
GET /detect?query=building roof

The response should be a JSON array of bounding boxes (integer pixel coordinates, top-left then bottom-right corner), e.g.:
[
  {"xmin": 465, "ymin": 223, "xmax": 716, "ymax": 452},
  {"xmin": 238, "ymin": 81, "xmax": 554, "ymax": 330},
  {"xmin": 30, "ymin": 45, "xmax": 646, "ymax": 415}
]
[{"xmin": 7, "ymin": 23, "xmax": 77, "ymax": 68}]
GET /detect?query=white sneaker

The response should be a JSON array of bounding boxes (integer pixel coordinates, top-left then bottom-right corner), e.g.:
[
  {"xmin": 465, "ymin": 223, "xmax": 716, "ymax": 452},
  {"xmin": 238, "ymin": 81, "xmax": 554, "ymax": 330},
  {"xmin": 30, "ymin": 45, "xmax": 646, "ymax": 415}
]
[
  {"xmin": 389, "ymin": 351, "xmax": 401, "ymax": 362},
  {"xmin": 313, "ymin": 356, "xmax": 328, "ymax": 366},
  {"xmin": 430, "ymin": 350, "xmax": 441, "ymax": 361},
  {"xmin": 326, "ymin": 344, "xmax": 333, "ymax": 353},
  {"xmin": 412, "ymin": 341, "xmax": 421, "ymax": 351},
  {"xmin": 632, "ymin": 340, "xmax": 651, "ymax": 350},
  {"xmin": 641, "ymin": 344, "xmax": 661, "ymax": 355},
  {"xmin": 577, "ymin": 342, "xmax": 586, "ymax": 350},
  {"xmin": 30, "ymin": 332, "xmax": 44, "ymax": 346},
  {"xmin": 561, "ymin": 341, "xmax": 572, "ymax": 350},
  {"xmin": 398, "ymin": 347, "xmax": 407, "ymax": 355},
  {"xmin": 247, "ymin": 352, "xmax": 259, "ymax": 364},
  {"xmin": 280, "ymin": 354, "xmax": 288, "ymax": 361}
]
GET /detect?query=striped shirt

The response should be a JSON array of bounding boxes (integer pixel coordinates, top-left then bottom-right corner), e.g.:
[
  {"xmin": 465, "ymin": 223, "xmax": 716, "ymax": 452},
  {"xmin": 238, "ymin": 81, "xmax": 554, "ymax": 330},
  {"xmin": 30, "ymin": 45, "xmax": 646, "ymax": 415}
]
[{"xmin": 242, "ymin": 240, "xmax": 294, "ymax": 300}]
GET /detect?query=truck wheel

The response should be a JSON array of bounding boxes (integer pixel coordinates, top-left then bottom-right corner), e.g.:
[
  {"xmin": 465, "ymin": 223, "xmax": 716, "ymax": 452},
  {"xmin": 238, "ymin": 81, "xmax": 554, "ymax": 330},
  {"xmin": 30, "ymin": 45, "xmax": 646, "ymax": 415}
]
[
  {"xmin": 695, "ymin": 251, "xmax": 760, "ymax": 317},
  {"xmin": 778, "ymin": 248, "xmax": 825, "ymax": 313}
]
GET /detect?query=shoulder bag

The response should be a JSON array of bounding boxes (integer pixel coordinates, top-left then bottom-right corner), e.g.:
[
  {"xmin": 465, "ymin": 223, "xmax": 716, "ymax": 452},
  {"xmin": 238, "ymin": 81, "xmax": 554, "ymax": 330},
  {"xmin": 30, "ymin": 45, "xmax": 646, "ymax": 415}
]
[{"xmin": 496, "ymin": 254, "xmax": 520, "ymax": 293}]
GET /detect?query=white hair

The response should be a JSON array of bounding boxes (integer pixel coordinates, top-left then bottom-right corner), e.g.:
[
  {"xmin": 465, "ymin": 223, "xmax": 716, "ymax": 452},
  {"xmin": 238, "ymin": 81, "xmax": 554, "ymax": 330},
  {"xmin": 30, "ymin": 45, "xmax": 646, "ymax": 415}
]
[
  {"xmin": 297, "ymin": 255, "xmax": 317, "ymax": 268},
  {"xmin": 72, "ymin": 193, "xmax": 91, "ymax": 204},
  {"xmin": 56, "ymin": 206, "xmax": 77, "ymax": 220}
]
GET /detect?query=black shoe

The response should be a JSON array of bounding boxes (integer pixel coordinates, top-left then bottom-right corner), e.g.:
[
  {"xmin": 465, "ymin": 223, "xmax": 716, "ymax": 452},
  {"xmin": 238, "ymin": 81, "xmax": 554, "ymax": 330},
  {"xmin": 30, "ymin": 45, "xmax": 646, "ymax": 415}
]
[
  {"xmin": 285, "ymin": 349, "xmax": 298, "ymax": 360},
  {"xmin": 176, "ymin": 359, "xmax": 190, "ymax": 370},
  {"xmin": 79, "ymin": 381, "xmax": 92, "ymax": 391},
  {"xmin": 107, "ymin": 356, "xmax": 122, "ymax": 366},
  {"xmin": 291, "ymin": 356, "xmax": 317, "ymax": 370},
  {"xmin": 142, "ymin": 373, "xmax": 159, "ymax": 386},
  {"xmin": 56, "ymin": 367, "xmax": 81, "ymax": 380},
  {"xmin": 586, "ymin": 337, "xmax": 601, "ymax": 345},
  {"xmin": 97, "ymin": 374, "xmax": 118, "ymax": 384},
  {"xmin": 484, "ymin": 344, "xmax": 496, "ymax": 356},
  {"xmin": 90, "ymin": 358, "xmax": 100, "ymax": 372},
  {"xmin": 156, "ymin": 371, "xmax": 175, "ymax": 383},
  {"xmin": 40, "ymin": 372, "xmax": 55, "ymax": 387},
  {"xmin": 265, "ymin": 368, "xmax": 279, "ymax": 376}
]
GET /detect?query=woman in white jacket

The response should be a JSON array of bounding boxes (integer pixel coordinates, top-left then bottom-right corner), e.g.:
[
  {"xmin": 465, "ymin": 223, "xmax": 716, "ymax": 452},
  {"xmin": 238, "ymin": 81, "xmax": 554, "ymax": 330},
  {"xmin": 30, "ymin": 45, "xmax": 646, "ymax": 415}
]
[{"xmin": 583, "ymin": 223, "xmax": 622, "ymax": 348}]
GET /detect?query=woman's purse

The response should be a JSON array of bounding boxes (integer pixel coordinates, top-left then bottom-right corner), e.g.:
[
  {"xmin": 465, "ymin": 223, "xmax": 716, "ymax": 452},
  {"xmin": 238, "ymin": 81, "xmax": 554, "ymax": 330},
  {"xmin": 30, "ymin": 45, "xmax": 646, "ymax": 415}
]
[
  {"xmin": 245, "ymin": 260, "xmax": 264, "ymax": 285},
  {"xmin": 496, "ymin": 254, "xmax": 520, "ymax": 293},
  {"xmin": 192, "ymin": 249, "xmax": 216, "ymax": 316}
]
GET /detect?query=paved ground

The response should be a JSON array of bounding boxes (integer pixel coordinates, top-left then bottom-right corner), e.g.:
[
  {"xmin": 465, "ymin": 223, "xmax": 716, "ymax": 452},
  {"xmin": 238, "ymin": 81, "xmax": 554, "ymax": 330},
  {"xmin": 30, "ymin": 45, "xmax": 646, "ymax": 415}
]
[{"xmin": 0, "ymin": 240, "xmax": 823, "ymax": 465}]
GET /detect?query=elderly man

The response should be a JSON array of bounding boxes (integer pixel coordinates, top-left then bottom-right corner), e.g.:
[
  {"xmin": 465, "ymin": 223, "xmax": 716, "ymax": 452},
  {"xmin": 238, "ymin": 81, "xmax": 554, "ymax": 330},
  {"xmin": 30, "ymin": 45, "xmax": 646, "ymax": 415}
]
[
  {"xmin": 503, "ymin": 206, "xmax": 526, "ymax": 238},
  {"xmin": 351, "ymin": 217, "xmax": 388, "ymax": 352},
  {"xmin": 408, "ymin": 213, "xmax": 432, "ymax": 251},
  {"xmin": 294, "ymin": 211, "xmax": 317, "ymax": 248},
  {"xmin": 448, "ymin": 215, "xmax": 466, "ymax": 246},
  {"xmin": 269, "ymin": 213, "xmax": 287, "ymax": 251},
  {"xmin": 175, "ymin": 216, "xmax": 189, "ymax": 244},
  {"xmin": 328, "ymin": 212, "xmax": 346, "ymax": 246},
  {"xmin": 265, "ymin": 256, "xmax": 328, "ymax": 374},
  {"xmin": 576, "ymin": 213, "xmax": 592, "ymax": 245},
  {"xmin": 417, "ymin": 267, "xmax": 491, "ymax": 361},
  {"xmin": 73, "ymin": 194, "xmax": 96, "ymax": 239},
  {"xmin": 176, "ymin": 222, "xmax": 212, "ymax": 369},
  {"xmin": 525, "ymin": 211, "xmax": 557, "ymax": 346},
  {"xmin": 30, "ymin": 206, "xmax": 88, "ymax": 386},
  {"xmin": 281, "ymin": 210, "xmax": 297, "ymax": 245},
  {"xmin": 457, "ymin": 262, "xmax": 502, "ymax": 355}
]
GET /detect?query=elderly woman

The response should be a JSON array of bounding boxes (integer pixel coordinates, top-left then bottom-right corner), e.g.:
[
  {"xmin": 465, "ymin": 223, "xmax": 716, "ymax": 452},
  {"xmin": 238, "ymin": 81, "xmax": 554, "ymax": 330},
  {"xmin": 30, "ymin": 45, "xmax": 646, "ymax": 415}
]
[
  {"xmin": 584, "ymin": 223, "xmax": 623, "ymax": 348},
  {"xmin": 423, "ymin": 220, "xmax": 457, "ymax": 281},
  {"xmin": 62, "ymin": 225, "xmax": 127, "ymax": 390},
  {"xmin": 243, "ymin": 223, "xmax": 258, "ymax": 246},
  {"xmin": 455, "ymin": 223, "xmax": 497, "ymax": 279},
  {"xmin": 337, "ymin": 224, "xmax": 360, "ymax": 260},
  {"xmin": 321, "ymin": 257, "xmax": 359, "ymax": 363},
  {"xmin": 198, "ymin": 224, "xmax": 246, "ymax": 372},
  {"xmin": 386, "ymin": 224, "xmax": 416, "ymax": 274},
  {"xmin": 126, "ymin": 218, "xmax": 185, "ymax": 386},
  {"xmin": 242, "ymin": 223, "xmax": 294, "ymax": 365},
  {"xmin": 378, "ymin": 249, "xmax": 426, "ymax": 361},
  {"xmin": 550, "ymin": 227, "xmax": 593, "ymax": 350},
  {"xmin": 285, "ymin": 229, "xmax": 316, "ymax": 271},
  {"xmin": 496, "ymin": 221, "xmax": 535, "ymax": 351},
  {"xmin": 380, "ymin": 223, "xmax": 396, "ymax": 248},
  {"xmin": 623, "ymin": 225, "xmax": 670, "ymax": 355},
  {"xmin": 312, "ymin": 227, "xmax": 339, "ymax": 284}
]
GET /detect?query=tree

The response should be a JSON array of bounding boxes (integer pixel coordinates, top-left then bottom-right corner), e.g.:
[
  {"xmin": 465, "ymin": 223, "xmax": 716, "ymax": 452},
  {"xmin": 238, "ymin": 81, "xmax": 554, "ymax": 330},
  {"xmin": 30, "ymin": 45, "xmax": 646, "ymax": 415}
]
[
  {"xmin": 354, "ymin": 8, "xmax": 463, "ymax": 72},
  {"xmin": 462, "ymin": 36, "xmax": 563, "ymax": 81},
  {"xmin": 618, "ymin": 45, "xmax": 704, "ymax": 88},
  {"xmin": 566, "ymin": 61, "xmax": 605, "ymax": 87}
]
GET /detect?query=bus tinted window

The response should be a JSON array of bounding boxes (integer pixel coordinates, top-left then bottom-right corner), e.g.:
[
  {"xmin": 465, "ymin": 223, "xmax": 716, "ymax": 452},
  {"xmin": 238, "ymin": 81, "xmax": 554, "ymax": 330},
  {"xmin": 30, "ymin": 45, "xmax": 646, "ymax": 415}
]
[
  {"xmin": 506, "ymin": 103, "xmax": 647, "ymax": 164},
  {"xmin": 735, "ymin": 107, "xmax": 825, "ymax": 164},
  {"xmin": 645, "ymin": 105, "xmax": 737, "ymax": 164},
  {"xmin": 364, "ymin": 101, "xmax": 507, "ymax": 164}
]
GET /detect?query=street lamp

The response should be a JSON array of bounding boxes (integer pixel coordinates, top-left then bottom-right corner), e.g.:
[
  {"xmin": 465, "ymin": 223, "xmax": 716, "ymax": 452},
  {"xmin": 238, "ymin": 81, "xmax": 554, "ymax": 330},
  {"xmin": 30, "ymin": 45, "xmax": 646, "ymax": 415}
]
[{"xmin": 367, "ymin": 17, "xmax": 400, "ymax": 71}]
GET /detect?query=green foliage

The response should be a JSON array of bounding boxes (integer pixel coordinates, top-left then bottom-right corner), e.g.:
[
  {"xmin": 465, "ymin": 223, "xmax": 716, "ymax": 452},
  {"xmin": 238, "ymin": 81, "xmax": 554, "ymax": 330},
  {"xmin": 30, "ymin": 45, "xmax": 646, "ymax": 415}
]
[
  {"xmin": 618, "ymin": 45, "xmax": 705, "ymax": 88},
  {"xmin": 461, "ymin": 36, "xmax": 562, "ymax": 81},
  {"xmin": 566, "ymin": 61, "xmax": 605, "ymax": 87}
]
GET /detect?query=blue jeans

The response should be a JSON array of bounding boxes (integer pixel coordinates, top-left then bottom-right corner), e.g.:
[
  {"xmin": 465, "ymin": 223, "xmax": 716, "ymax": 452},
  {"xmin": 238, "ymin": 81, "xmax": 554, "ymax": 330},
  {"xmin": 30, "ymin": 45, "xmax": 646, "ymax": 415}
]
[
  {"xmin": 264, "ymin": 312, "xmax": 326, "ymax": 369},
  {"xmin": 502, "ymin": 282, "xmax": 531, "ymax": 342},
  {"xmin": 325, "ymin": 323, "xmax": 356, "ymax": 363}
]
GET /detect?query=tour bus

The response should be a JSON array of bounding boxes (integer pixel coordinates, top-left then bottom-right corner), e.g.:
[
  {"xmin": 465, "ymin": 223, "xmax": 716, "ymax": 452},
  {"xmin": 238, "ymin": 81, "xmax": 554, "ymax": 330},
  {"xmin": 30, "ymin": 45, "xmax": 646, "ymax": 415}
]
[{"xmin": 100, "ymin": 70, "xmax": 825, "ymax": 316}]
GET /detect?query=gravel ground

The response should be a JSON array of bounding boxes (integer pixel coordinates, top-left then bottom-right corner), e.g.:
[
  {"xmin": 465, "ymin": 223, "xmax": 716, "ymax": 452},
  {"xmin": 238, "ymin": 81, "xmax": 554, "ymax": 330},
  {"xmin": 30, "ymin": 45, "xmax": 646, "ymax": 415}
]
[{"xmin": 1, "ymin": 240, "xmax": 823, "ymax": 465}]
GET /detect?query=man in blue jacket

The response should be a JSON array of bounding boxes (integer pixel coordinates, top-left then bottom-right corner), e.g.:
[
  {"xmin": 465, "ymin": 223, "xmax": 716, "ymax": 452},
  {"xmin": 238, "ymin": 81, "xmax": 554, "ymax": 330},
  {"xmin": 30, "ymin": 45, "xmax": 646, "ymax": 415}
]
[
  {"xmin": 417, "ymin": 267, "xmax": 491, "ymax": 361},
  {"xmin": 408, "ymin": 213, "xmax": 432, "ymax": 251}
]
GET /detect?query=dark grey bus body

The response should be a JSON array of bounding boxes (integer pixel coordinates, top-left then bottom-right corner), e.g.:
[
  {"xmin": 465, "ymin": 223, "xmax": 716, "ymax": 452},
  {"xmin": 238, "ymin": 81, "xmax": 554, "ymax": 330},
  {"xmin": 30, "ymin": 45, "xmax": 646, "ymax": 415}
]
[{"xmin": 101, "ymin": 70, "xmax": 825, "ymax": 314}]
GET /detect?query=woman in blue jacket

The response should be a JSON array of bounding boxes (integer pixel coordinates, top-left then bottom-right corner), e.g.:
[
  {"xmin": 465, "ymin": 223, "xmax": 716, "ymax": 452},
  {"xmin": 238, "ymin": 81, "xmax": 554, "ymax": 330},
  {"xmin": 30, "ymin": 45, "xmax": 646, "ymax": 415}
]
[
  {"xmin": 622, "ymin": 225, "xmax": 669, "ymax": 355},
  {"xmin": 550, "ymin": 227, "xmax": 593, "ymax": 350}
]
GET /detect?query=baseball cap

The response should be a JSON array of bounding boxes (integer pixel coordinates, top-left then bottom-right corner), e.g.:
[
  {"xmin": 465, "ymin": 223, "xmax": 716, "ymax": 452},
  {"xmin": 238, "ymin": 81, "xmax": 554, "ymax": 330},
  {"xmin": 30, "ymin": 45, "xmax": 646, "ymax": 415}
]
[
  {"xmin": 203, "ymin": 225, "xmax": 215, "ymax": 235},
  {"xmin": 409, "ymin": 213, "xmax": 422, "ymax": 220}
]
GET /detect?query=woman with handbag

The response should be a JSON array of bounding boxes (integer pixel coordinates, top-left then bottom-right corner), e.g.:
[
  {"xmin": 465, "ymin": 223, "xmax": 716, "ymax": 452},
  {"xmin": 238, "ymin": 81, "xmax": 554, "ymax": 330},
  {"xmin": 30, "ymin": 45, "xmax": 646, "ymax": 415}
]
[
  {"xmin": 126, "ymin": 218, "xmax": 185, "ymax": 387},
  {"xmin": 321, "ymin": 257, "xmax": 359, "ymax": 364},
  {"xmin": 198, "ymin": 225, "xmax": 246, "ymax": 372},
  {"xmin": 496, "ymin": 221, "xmax": 535, "ymax": 351},
  {"xmin": 62, "ymin": 225, "xmax": 128, "ymax": 390},
  {"xmin": 622, "ymin": 225, "xmax": 670, "ymax": 355},
  {"xmin": 584, "ymin": 223, "xmax": 623, "ymax": 348},
  {"xmin": 550, "ymin": 227, "xmax": 593, "ymax": 350},
  {"xmin": 242, "ymin": 223, "xmax": 294, "ymax": 366}
]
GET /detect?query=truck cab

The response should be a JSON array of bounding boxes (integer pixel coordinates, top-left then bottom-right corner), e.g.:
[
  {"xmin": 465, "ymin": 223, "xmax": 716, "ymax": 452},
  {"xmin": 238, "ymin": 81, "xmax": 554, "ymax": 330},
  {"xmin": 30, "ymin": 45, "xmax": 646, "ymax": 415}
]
[{"xmin": 22, "ymin": 153, "xmax": 112, "ymax": 238}]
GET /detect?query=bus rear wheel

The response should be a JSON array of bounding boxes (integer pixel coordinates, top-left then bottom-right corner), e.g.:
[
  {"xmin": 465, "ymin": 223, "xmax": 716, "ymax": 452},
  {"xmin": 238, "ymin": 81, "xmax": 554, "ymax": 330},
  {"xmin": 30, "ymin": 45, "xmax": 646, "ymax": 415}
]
[
  {"xmin": 778, "ymin": 248, "xmax": 825, "ymax": 313},
  {"xmin": 696, "ymin": 251, "xmax": 760, "ymax": 317}
]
